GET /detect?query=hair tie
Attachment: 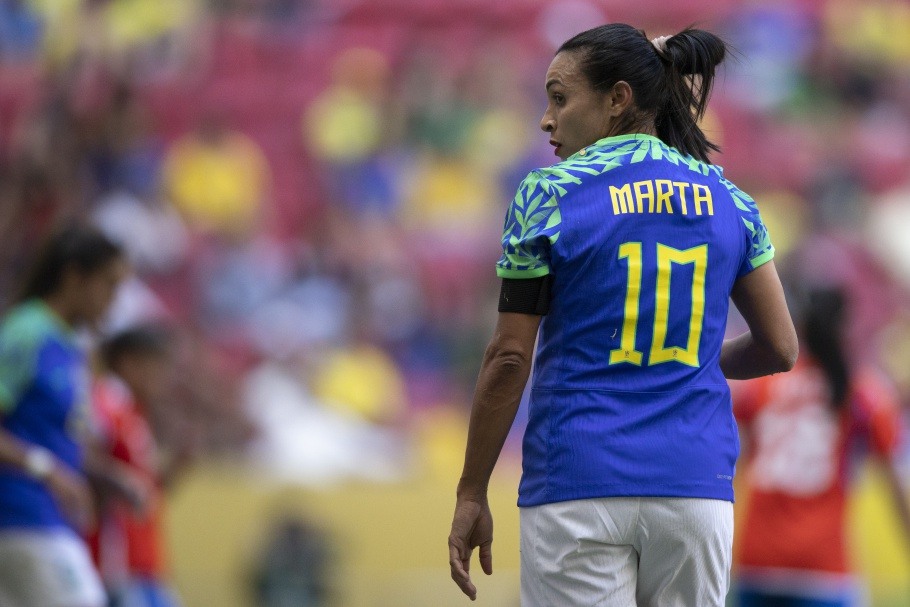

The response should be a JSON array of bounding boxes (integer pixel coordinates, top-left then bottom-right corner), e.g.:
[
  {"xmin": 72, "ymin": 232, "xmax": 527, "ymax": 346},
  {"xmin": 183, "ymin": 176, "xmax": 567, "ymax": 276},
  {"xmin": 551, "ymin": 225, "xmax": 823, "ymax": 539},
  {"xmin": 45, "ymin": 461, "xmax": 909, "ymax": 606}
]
[{"xmin": 650, "ymin": 35, "xmax": 671, "ymax": 59}]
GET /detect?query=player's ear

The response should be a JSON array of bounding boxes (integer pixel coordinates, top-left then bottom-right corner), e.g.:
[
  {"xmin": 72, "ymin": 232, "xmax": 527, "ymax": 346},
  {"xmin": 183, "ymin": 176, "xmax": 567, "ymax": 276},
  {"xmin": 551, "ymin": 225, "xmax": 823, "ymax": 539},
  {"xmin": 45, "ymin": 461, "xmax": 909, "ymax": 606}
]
[{"xmin": 608, "ymin": 81, "xmax": 634, "ymax": 117}]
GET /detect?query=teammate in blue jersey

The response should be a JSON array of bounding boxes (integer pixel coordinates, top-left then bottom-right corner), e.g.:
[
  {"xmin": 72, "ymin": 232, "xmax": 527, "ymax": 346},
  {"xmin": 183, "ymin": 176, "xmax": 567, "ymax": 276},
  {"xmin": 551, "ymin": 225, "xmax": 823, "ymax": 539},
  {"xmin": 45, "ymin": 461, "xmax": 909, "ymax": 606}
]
[
  {"xmin": 448, "ymin": 25, "xmax": 798, "ymax": 606},
  {"xmin": 0, "ymin": 226, "xmax": 128, "ymax": 607}
]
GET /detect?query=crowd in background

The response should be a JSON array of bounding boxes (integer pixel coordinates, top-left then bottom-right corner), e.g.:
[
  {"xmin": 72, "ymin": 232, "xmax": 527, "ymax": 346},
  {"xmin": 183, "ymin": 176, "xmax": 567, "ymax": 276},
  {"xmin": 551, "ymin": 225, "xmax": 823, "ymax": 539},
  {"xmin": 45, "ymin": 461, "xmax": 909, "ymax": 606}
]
[{"xmin": 1, "ymin": 0, "xmax": 910, "ymax": 485}]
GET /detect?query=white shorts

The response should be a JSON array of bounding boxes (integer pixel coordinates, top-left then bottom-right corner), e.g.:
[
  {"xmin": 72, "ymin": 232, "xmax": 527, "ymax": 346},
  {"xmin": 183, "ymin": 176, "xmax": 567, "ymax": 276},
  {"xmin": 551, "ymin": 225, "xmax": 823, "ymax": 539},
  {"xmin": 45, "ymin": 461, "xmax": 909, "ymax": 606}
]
[
  {"xmin": 520, "ymin": 497, "xmax": 733, "ymax": 607},
  {"xmin": 0, "ymin": 528, "xmax": 106, "ymax": 607}
]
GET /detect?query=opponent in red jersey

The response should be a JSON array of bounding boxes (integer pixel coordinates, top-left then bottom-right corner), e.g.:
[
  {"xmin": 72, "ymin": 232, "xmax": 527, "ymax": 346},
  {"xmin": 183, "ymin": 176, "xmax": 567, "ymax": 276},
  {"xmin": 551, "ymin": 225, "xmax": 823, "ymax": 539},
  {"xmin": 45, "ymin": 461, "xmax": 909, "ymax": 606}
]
[
  {"xmin": 91, "ymin": 326, "xmax": 190, "ymax": 607},
  {"xmin": 733, "ymin": 288, "xmax": 910, "ymax": 606}
]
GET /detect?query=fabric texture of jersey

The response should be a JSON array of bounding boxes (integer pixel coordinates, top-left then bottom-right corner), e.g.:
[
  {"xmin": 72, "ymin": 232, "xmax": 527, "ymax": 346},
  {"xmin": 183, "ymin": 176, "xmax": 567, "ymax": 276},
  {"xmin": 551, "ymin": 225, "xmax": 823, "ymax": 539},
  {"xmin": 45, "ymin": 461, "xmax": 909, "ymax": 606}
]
[
  {"xmin": 0, "ymin": 300, "xmax": 91, "ymax": 529},
  {"xmin": 733, "ymin": 359, "xmax": 902, "ymax": 579},
  {"xmin": 496, "ymin": 134, "xmax": 774, "ymax": 507}
]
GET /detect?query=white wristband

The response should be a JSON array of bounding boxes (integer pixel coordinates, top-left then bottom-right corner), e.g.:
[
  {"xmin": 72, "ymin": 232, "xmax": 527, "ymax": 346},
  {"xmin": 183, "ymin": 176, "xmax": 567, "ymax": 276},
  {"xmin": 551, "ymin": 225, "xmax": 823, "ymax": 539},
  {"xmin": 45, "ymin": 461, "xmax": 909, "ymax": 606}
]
[{"xmin": 24, "ymin": 447, "xmax": 55, "ymax": 480}]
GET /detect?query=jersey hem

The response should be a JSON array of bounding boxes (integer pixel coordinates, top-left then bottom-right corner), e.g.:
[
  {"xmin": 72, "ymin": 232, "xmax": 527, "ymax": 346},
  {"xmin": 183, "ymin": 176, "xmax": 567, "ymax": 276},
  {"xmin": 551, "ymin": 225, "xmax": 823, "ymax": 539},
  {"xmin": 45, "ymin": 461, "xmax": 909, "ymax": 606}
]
[
  {"xmin": 0, "ymin": 519, "xmax": 69, "ymax": 531},
  {"xmin": 518, "ymin": 484, "xmax": 734, "ymax": 507}
]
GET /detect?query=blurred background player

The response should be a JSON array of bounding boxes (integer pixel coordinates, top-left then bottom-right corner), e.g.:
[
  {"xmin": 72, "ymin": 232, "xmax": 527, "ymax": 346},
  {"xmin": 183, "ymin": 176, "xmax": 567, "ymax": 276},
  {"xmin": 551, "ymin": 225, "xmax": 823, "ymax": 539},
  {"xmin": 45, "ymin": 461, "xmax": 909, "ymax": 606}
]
[
  {"xmin": 251, "ymin": 514, "xmax": 332, "ymax": 607},
  {"xmin": 91, "ymin": 324, "xmax": 191, "ymax": 607},
  {"xmin": 732, "ymin": 286, "xmax": 910, "ymax": 606},
  {"xmin": 0, "ymin": 225, "xmax": 127, "ymax": 607}
]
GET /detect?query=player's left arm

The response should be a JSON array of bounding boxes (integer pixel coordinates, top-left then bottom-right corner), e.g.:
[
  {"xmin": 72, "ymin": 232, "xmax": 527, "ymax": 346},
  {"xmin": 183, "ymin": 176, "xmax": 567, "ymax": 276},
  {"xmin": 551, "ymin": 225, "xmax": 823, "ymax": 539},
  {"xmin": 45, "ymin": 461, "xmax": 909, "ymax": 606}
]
[
  {"xmin": 449, "ymin": 309, "xmax": 541, "ymax": 601},
  {"xmin": 722, "ymin": 261, "xmax": 798, "ymax": 379},
  {"xmin": 721, "ymin": 183, "xmax": 797, "ymax": 379}
]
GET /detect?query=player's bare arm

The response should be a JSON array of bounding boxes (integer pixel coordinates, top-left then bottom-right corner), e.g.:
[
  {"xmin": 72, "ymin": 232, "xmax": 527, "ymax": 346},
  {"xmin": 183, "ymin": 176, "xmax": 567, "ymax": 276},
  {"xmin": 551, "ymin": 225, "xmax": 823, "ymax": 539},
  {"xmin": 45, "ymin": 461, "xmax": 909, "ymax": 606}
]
[
  {"xmin": 721, "ymin": 261, "xmax": 798, "ymax": 379},
  {"xmin": 449, "ymin": 312, "xmax": 541, "ymax": 601}
]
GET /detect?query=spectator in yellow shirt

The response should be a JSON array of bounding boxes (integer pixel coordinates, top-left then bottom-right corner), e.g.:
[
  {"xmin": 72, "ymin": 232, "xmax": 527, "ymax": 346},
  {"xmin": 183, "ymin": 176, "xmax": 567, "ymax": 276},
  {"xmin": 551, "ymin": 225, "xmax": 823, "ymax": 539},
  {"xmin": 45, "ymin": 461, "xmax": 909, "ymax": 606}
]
[{"xmin": 163, "ymin": 112, "xmax": 270, "ymax": 239}]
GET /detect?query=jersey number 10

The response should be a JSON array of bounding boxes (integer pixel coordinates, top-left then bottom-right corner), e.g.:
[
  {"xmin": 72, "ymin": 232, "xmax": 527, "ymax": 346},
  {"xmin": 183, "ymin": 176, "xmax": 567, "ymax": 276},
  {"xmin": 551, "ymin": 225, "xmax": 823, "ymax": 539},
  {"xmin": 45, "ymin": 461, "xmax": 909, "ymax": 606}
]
[{"xmin": 609, "ymin": 242, "xmax": 707, "ymax": 368}]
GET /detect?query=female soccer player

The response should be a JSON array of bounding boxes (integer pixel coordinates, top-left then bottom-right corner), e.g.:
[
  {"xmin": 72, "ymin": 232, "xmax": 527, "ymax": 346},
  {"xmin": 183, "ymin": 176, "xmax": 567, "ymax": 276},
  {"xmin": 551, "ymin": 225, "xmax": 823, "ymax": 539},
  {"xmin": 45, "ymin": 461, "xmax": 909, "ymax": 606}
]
[
  {"xmin": 733, "ymin": 286, "xmax": 910, "ymax": 606},
  {"xmin": 448, "ymin": 24, "xmax": 798, "ymax": 606},
  {"xmin": 92, "ymin": 325, "xmax": 185, "ymax": 607},
  {"xmin": 0, "ymin": 225, "xmax": 128, "ymax": 607}
]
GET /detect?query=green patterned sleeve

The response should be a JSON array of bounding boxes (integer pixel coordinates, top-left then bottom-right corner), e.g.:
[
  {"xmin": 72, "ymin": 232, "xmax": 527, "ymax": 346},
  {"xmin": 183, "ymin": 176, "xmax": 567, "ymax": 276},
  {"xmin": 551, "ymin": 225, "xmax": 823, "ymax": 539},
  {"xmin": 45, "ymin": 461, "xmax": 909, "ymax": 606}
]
[
  {"xmin": 496, "ymin": 170, "xmax": 563, "ymax": 279},
  {"xmin": 0, "ymin": 319, "xmax": 40, "ymax": 414},
  {"xmin": 721, "ymin": 178, "xmax": 775, "ymax": 276}
]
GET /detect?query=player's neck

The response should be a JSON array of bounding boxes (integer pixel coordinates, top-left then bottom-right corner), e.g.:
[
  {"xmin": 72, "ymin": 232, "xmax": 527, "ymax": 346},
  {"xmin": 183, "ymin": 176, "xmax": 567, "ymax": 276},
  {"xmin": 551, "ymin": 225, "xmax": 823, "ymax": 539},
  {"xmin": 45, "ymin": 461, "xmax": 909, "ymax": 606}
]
[
  {"xmin": 41, "ymin": 293, "xmax": 79, "ymax": 328},
  {"xmin": 606, "ymin": 114, "xmax": 658, "ymax": 139}
]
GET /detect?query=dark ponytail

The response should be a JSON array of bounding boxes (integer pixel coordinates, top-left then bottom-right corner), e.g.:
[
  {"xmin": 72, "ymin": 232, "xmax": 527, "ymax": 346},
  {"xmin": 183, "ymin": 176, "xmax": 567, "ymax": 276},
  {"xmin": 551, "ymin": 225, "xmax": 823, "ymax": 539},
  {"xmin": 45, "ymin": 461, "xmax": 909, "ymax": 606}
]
[
  {"xmin": 558, "ymin": 24, "xmax": 727, "ymax": 163},
  {"xmin": 802, "ymin": 288, "xmax": 850, "ymax": 411},
  {"xmin": 657, "ymin": 30, "xmax": 727, "ymax": 162},
  {"xmin": 17, "ymin": 225, "xmax": 124, "ymax": 303}
]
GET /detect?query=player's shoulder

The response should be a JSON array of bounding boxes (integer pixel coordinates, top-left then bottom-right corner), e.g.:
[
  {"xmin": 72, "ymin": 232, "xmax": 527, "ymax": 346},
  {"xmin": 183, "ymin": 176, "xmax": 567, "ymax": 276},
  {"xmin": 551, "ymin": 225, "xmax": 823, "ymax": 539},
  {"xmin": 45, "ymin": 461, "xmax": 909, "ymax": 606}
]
[
  {"xmin": 713, "ymin": 171, "xmax": 761, "ymax": 216},
  {"xmin": 515, "ymin": 162, "xmax": 582, "ymax": 201},
  {"xmin": 519, "ymin": 136, "xmax": 747, "ymax": 206},
  {"xmin": 517, "ymin": 135, "xmax": 657, "ymax": 195},
  {"xmin": 544, "ymin": 135, "xmax": 727, "ymax": 182},
  {"xmin": 0, "ymin": 301, "xmax": 63, "ymax": 351},
  {"xmin": 537, "ymin": 135, "xmax": 659, "ymax": 187}
]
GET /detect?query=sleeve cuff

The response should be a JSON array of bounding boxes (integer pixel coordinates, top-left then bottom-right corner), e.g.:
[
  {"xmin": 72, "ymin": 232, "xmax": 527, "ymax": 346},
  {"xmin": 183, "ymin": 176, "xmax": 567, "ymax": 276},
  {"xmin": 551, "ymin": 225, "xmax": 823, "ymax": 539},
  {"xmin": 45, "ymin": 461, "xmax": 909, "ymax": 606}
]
[
  {"xmin": 496, "ymin": 266, "xmax": 552, "ymax": 279},
  {"xmin": 749, "ymin": 248, "xmax": 775, "ymax": 270}
]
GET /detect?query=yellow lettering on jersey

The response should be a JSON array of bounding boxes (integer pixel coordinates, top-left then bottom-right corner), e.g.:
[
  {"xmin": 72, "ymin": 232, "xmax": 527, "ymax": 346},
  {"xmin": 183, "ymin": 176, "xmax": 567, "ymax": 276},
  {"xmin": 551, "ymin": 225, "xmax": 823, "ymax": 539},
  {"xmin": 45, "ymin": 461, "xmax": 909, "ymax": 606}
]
[
  {"xmin": 610, "ymin": 184, "xmax": 633, "ymax": 214},
  {"xmin": 609, "ymin": 242, "xmax": 644, "ymax": 366},
  {"xmin": 610, "ymin": 180, "xmax": 710, "ymax": 217},
  {"xmin": 692, "ymin": 184, "xmax": 714, "ymax": 216},
  {"xmin": 655, "ymin": 179, "xmax": 674, "ymax": 214},
  {"xmin": 650, "ymin": 243, "xmax": 707, "ymax": 367},
  {"xmin": 674, "ymin": 182, "xmax": 690, "ymax": 215},
  {"xmin": 633, "ymin": 180, "xmax": 653, "ymax": 213}
]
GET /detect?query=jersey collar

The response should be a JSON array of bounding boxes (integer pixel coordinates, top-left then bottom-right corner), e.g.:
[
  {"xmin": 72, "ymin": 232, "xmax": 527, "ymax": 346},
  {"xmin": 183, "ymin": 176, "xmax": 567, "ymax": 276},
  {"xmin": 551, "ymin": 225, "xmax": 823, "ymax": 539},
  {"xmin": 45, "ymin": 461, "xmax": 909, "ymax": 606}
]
[{"xmin": 569, "ymin": 133, "xmax": 665, "ymax": 160}]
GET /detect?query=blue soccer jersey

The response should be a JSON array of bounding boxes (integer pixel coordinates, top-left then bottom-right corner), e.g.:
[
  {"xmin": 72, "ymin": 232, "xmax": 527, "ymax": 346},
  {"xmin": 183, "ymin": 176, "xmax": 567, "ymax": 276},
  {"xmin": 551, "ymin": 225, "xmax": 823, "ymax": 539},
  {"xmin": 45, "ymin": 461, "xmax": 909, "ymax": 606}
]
[
  {"xmin": 497, "ymin": 134, "xmax": 774, "ymax": 507},
  {"xmin": 0, "ymin": 300, "xmax": 92, "ymax": 529}
]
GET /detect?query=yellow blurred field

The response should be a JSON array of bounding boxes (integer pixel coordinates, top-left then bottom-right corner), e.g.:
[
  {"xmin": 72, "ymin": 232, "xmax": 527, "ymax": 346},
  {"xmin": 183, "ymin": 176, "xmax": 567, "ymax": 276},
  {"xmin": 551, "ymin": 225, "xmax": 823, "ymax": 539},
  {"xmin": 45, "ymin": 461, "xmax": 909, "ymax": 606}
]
[{"xmin": 165, "ymin": 459, "xmax": 910, "ymax": 607}]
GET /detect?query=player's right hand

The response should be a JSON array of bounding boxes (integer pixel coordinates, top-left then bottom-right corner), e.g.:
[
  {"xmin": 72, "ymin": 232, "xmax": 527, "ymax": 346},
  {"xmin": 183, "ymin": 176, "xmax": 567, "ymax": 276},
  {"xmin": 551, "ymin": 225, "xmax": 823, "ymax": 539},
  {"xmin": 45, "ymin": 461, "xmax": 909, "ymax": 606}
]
[
  {"xmin": 45, "ymin": 463, "xmax": 95, "ymax": 532},
  {"xmin": 448, "ymin": 497, "xmax": 494, "ymax": 601}
]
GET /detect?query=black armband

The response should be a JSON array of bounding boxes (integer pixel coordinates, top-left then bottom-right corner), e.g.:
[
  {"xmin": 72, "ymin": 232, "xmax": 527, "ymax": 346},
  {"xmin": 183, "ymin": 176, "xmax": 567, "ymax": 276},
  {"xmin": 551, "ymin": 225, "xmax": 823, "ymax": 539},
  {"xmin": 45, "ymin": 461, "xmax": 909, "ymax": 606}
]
[{"xmin": 498, "ymin": 275, "xmax": 553, "ymax": 315}]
